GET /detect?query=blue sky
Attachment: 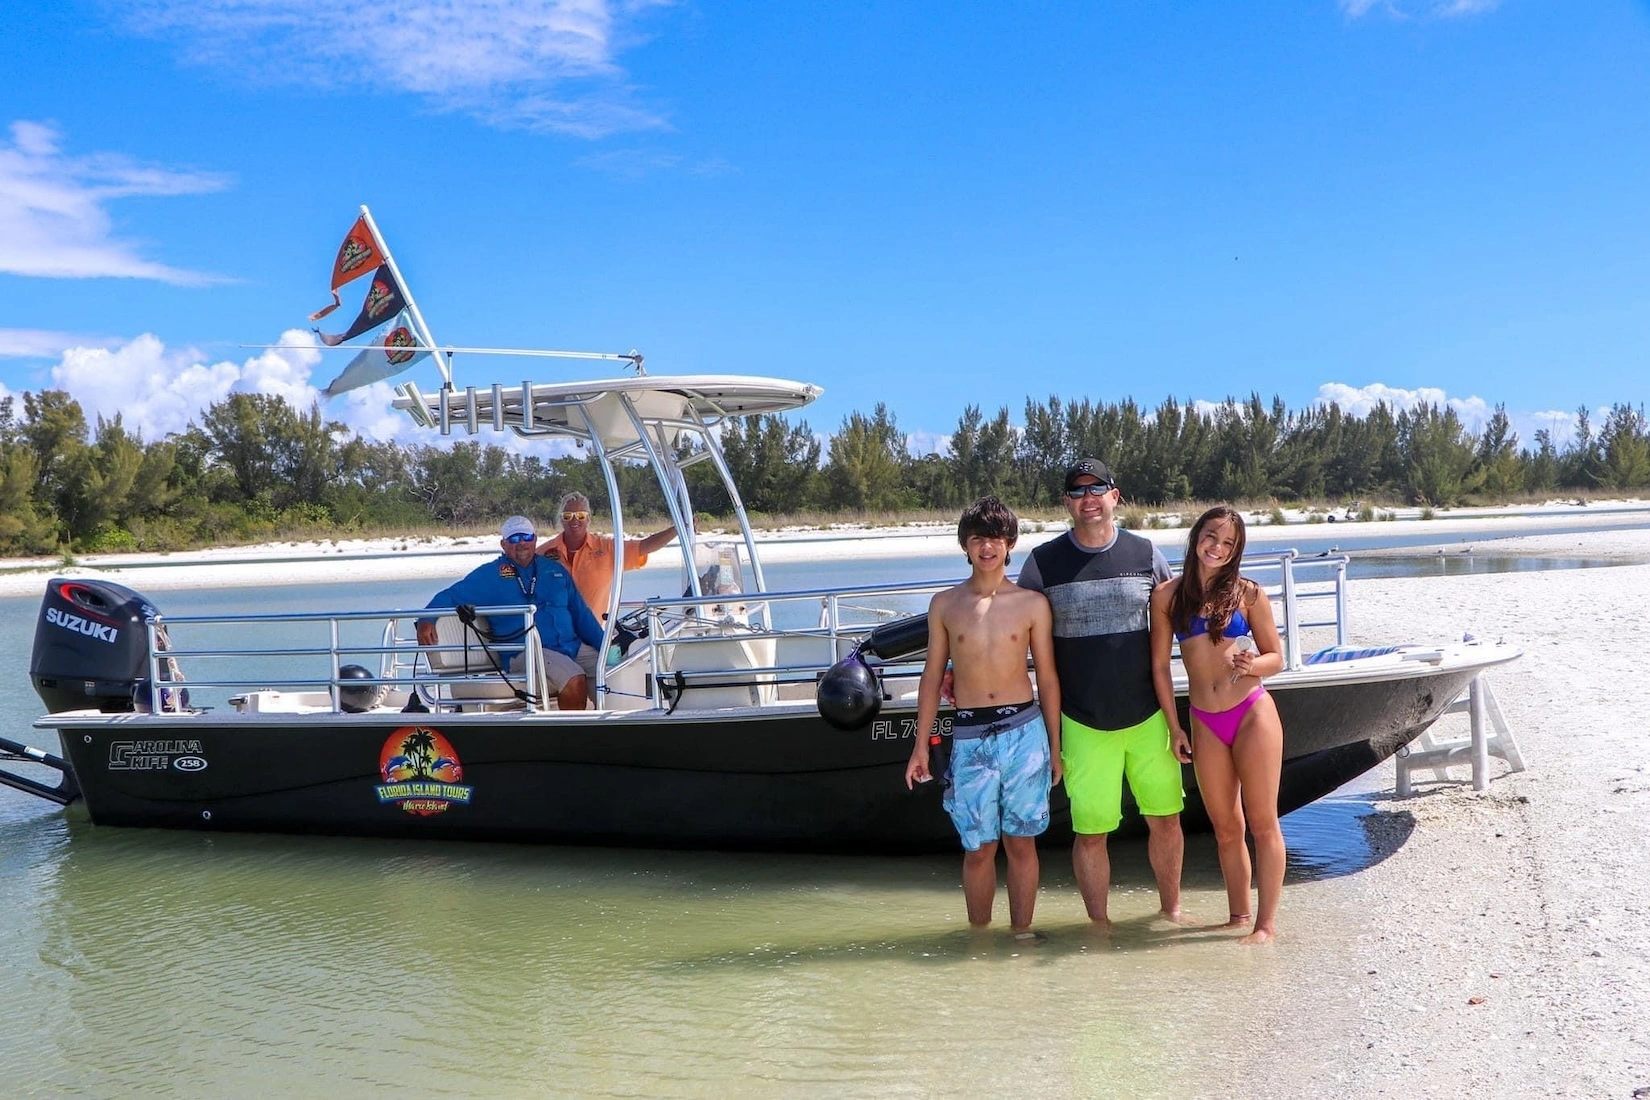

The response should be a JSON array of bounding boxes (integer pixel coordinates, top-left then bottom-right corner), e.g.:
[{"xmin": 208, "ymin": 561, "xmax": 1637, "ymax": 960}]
[{"xmin": 2, "ymin": 1, "xmax": 1647, "ymax": 455}]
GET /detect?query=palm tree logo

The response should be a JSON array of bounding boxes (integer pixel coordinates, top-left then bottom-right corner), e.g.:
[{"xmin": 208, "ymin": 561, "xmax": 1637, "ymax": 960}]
[
  {"xmin": 400, "ymin": 728, "xmax": 438, "ymax": 779},
  {"xmin": 378, "ymin": 726, "xmax": 464, "ymax": 786}
]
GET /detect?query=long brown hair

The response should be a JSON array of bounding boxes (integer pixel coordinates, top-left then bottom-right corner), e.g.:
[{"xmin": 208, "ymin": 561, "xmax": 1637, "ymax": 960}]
[{"xmin": 1169, "ymin": 505, "xmax": 1251, "ymax": 640}]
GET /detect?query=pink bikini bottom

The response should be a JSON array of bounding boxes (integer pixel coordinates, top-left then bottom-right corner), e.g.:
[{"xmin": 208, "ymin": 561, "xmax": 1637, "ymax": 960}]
[{"xmin": 1190, "ymin": 685, "xmax": 1267, "ymax": 747}]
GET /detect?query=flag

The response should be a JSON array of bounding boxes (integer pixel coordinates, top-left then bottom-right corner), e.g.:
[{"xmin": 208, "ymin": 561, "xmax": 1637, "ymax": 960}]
[
  {"xmin": 309, "ymin": 216, "xmax": 384, "ymax": 321},
  {"xmin": 314, "ymin": 264, "xmax": 406, "ymax": 346},
  {"xmin": 321, "ymin": 312, "xmax": 429, "ymax": 397}
]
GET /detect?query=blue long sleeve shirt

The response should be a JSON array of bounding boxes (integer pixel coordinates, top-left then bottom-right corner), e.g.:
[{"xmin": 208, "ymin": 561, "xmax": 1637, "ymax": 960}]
[{"xmin": 418, "ymin": 555, "xmax": 604, "ymax": 660}]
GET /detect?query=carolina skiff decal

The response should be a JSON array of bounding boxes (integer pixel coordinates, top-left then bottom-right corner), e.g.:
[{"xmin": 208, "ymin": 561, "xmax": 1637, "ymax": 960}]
[
  {"xmin": 376, "ymin": 726, "xmax": 472, "ymax": 816},
  {"xmin": 109, "ymin": 739, "xmax": 204, "ymax": 770},
  {"xmin": 871, "ymin": 717, "xmax": 952, "ymax": 740},
  {"xmin": 46, "ymin": 607, "xmax": 120, "ymax": 644}
]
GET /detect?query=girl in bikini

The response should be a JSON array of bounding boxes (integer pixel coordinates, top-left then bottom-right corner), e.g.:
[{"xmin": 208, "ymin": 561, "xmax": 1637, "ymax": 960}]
[{"xmin": 1150, "ymin": 505, "xmax": 1286, "ymax": 945}]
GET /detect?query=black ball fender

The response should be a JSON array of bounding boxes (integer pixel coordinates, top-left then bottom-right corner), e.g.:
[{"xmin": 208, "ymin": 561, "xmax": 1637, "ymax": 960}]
[
  {"xmin": 816, "ymin": 652, "xmax": 884, "ymax": 731},
  {"xmin": 338, "ymin": 664, "xmax": 384, "ymax": 713}
]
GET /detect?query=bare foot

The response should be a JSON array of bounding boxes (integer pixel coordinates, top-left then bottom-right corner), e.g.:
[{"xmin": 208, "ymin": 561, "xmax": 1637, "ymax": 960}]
[
  {"xmin": 1237, "ymin": 927, "xmax": 1275, "ymax": 946},
  {"xmin": 1157, "ymin": 908, "xmax": 1200, "ymax": 927},
  {"xmin": 1084, "ymin": 918, "xmax": 1115, "ymax": 937},
  {"xmin": 1012, "ymin": 929, "xmax": 1047, "ymax": 944},
  {"xmin": 1219, "ymin": 913, "xmax": 1253, "ymax": 930}
]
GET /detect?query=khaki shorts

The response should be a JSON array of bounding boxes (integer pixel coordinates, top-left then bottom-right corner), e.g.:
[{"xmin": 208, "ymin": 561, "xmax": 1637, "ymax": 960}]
[{"xmin": 575, "ymin": 643, "xmax": 600, "ymax": 682}]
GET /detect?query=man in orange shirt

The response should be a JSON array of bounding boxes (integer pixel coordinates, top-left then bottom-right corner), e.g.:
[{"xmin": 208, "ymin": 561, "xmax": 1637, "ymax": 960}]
[{"xmin": 536, "ymin": 491, "xmax": 682, "ymax": 626}]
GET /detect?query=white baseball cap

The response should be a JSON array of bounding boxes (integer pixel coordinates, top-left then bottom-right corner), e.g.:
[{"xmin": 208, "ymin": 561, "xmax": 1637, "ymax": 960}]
[{"xmin": 500, "ymin": 515, "xmax": 536, "ymax": 540}]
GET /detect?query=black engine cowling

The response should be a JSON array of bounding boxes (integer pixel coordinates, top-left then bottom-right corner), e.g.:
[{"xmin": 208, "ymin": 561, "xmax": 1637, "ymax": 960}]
[{"xmin": 31, "ymin": 578, "xmax": 163, "ymax": 714}]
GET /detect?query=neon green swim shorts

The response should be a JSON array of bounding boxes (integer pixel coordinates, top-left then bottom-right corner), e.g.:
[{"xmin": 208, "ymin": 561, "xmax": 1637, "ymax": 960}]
[{"xmin": 1061, "ymin": 709, "xmax": 1185, "ymax": 835}]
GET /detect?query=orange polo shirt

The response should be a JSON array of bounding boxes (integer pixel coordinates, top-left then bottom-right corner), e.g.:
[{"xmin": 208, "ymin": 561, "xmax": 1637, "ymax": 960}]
[{"xmin": 537, "ymin": 531, "xmax": 646, "ymax": 620}]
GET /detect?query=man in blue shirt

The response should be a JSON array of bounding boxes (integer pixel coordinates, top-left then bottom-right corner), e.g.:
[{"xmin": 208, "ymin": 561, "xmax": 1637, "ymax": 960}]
[{"xmin": 415, "ymin": 515, "xmax": 605, "ymax": 710}]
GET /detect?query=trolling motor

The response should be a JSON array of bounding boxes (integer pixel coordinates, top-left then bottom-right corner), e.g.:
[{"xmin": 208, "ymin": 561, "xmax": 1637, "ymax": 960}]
[
  {"xmin": 30, "ymin": 578, "xmax": 175, "ymax": 714},
  {"xmin": 815, "ymin": 612, "xmax": 930, "ymax": 731}
]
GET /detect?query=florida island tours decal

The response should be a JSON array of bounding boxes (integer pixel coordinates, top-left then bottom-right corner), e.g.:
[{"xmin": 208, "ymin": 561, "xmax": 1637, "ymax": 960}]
[{"xmin": 375, "ymin": 727, "xmax": 473, "ymax": 816}]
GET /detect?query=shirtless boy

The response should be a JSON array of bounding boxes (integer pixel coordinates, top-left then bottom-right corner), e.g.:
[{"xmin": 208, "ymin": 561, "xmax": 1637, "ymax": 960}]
[{"xmin": 905, "ymin": 496, "xmax": 1062, "ymax": 934}]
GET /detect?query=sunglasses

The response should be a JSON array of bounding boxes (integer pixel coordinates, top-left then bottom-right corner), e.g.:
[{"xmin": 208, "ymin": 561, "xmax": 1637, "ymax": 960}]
[
  {"xmin": 562, "ymin": 511, "xmax": 590, "ymax": 523},
  {"xmin": 1065, "ymin": 483, "xmax": 1114, "ymax": 499},
  {"xmin": 504, "ymin": 532, "xmax": 537, "ymax": 544}
]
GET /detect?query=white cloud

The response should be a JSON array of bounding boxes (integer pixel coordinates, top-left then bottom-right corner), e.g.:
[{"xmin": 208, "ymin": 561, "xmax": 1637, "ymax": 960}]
[
  {"xmin": 323, "ymin": 383, "xmax": 420, "ymax": 444},
  {"xmin": 0, "ymin": 327, "xmax": 120, "ymax": 359},
  {"xmin": 119, "ymin": 0, "xmax": 674, "ymax": 138},
  {"xmin": 0, "ymin": 121, "xmax": 230, "ymax": 283},
  {"xmin": 905, "ymin": 429, "xmax": 948, "ymax": 457},
  {"xmin": 1316, "ymin": 380, "xmax": 1499, "ymax": 429},
  {"xmin": 1312, "ymin": 381, "xmax": 1592, "ymax": 448},
  {"xmin": 50, "ymin": 332, "xmax": 306, "ymax": 439},
  {"xmin": 1340, "ymin": 0, "xmax": 1500, "ymax": 18},
  {"xmin": 1525, "ymin": 409, "xmax": 1578, "ymax": 447},
  {"xmin": 43, "ymin": 330, "xmax": 424, "ymax": 442},
  {"xmin": 38, "ymin": 331, "xmax": 591, "ymax": 452}
]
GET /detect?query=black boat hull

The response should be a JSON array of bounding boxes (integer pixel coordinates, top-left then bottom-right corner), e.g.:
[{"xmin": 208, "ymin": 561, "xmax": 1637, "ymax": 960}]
[{"xmin": 41, "ymin": 660, "xmax": 1487, "ymax": 852}]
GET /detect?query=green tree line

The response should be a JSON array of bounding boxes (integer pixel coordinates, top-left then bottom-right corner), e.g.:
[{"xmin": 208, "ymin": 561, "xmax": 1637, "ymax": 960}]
[{"xmin": 1, "ymin": 388, "xmax": 1644, "ymax": 555}]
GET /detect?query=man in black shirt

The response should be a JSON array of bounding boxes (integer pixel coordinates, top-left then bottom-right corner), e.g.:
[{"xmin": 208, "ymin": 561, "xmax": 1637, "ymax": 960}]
[{"xmin": 1017, "ymin": 459, "xmax": 1191, "ymax": 930}]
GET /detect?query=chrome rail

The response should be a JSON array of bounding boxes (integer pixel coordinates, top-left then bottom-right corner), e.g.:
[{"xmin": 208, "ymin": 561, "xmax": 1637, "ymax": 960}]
[
  {"xmin": 127, "ymin": 551, "xmax": 1352, "ymax": 716},
  {"xmin": 629, "ymin": 550, "xmax": 1353, "ymax": 706},
  {"xmin": 143, "ymin": 603, "xmax": 546, "ymax": 715}
]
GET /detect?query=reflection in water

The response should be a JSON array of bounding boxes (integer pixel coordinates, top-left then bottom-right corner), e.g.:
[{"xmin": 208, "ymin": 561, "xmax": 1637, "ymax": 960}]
[{"xmin": 1281, "ymin": 795, "xmax": 1414, "ymax": 879}]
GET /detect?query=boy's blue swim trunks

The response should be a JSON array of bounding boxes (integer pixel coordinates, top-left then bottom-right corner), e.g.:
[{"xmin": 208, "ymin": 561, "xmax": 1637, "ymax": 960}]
[{"xmin": 941, "ymin": 707, "xmax": 1052, "ymax": 851}]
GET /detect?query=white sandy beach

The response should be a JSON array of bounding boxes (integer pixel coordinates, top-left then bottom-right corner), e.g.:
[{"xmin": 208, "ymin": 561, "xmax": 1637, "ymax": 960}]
[
  {"xmin": 1225, "ymin": 530, "xmax": 1650, "ymax": 1097},
  {"xmin": 2, "ymin": 498, "xmax": 1645, "ymax": 600}
]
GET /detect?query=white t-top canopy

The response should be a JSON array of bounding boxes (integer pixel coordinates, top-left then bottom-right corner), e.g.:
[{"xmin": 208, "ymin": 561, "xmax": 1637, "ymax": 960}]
[{"xmin": 392, "ymin": 374, "xmax": 823, "ymax": 451}]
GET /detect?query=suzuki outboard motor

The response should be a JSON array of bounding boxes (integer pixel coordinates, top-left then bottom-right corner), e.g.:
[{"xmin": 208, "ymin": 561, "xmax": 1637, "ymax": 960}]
[{"xmin": 31, "ymin": 578, "xmax": 163, "ymax": 714}]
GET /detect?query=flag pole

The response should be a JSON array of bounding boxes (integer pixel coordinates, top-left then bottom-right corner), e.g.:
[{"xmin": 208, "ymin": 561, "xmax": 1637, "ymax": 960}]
[{"xmin": 358, "ymin": 204, "xmax": 452, "ymax": 389}]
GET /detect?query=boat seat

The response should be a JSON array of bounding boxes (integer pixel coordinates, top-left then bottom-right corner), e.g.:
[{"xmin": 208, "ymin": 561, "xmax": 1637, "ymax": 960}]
[
  {"xmin": 423, "ymin": 614, "xmax": 536, "ymax": 703},
  {"xmin": 659, "ymin": 622, "xmax": 777, "ymax": 710}
]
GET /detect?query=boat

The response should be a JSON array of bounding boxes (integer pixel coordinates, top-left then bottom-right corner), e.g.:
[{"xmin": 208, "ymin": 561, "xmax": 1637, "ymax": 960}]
[{"xmin": 5, "ymin": 372, "xmax": 1520, "ymax": 851}]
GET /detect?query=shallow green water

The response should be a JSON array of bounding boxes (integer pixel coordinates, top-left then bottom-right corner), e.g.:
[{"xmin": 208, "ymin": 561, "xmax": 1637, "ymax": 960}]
[{"xmin": 0, "ymin": 799, "xmax": 1391, "ymax": 1095}]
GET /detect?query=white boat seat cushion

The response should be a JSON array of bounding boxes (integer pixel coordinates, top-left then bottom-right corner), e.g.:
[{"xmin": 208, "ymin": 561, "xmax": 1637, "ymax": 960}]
[{"xmin": 424, "ymin": 614, "xmax": 517, "ymax": 700}]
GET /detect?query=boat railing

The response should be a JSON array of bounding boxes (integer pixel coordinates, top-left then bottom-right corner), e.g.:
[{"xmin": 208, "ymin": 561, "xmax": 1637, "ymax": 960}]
[
  {"xmin": 130, "ymin": 550, "xmax": 1352, "ymax": 716},
  {"xmin": 1233, "ymin": 550, "xmax": 1350, "ymax": 668},
  {"xmin": 144, "ymin": 603, "xmax": 550, "ymax": 715},
  {"xmin": 627, "ymin": 549, "xmax": 1353, "ymax": 708}
]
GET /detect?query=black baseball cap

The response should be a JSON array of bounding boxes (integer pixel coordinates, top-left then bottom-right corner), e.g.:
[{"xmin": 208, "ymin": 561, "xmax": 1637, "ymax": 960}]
[{"xmin": 1063, "ymin": 458, "xmax": 1115, "ymax": 491}]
